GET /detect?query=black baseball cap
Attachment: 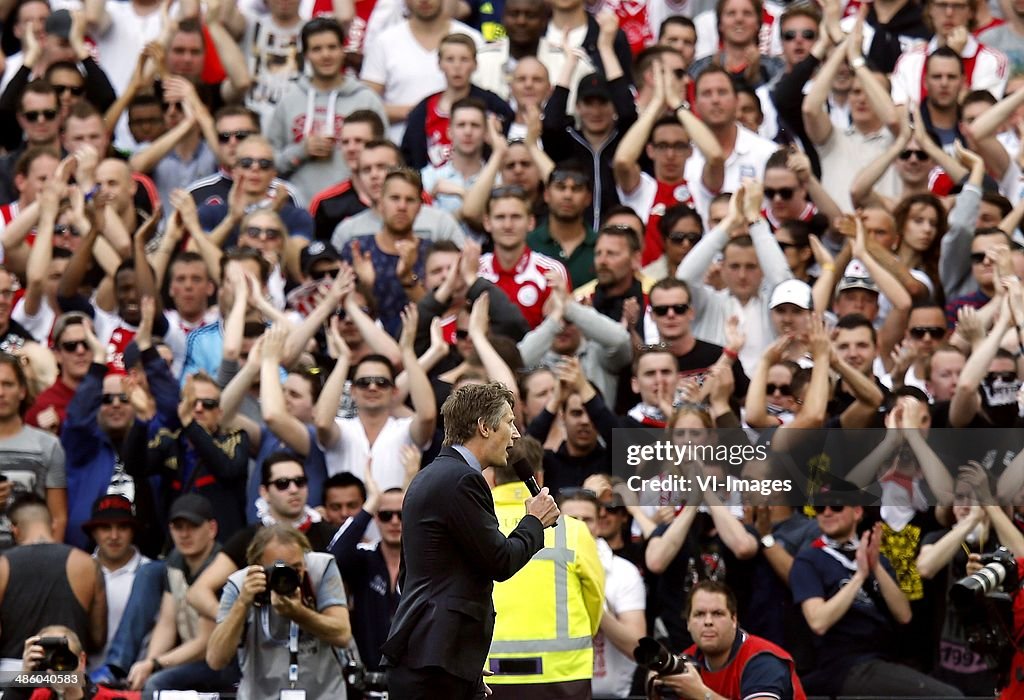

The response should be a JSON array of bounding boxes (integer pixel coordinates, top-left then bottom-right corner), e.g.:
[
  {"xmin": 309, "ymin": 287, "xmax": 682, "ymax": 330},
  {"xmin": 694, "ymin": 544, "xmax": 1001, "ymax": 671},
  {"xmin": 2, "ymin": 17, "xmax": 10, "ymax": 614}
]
[
  {"xmin": 169, "ymin": 494, "xmax": 215, "ymax": 525},
  {"xmin": 577, "ymin": 73, "xmax": 612, "ymax": 102}
]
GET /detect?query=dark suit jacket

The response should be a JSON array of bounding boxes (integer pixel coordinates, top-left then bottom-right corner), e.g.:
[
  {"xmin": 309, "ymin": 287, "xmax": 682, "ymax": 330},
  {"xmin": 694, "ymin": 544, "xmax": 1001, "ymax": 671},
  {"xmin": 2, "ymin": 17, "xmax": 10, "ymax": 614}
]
[{"xmin": 380, "ymin": 446, "xmax": 545, "ymax": 681}]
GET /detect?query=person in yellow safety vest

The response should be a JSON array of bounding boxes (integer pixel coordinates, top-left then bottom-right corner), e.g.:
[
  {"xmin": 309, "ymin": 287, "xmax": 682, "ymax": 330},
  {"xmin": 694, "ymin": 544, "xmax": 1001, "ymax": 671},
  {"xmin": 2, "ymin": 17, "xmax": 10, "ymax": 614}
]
[{"xmin": 487, "ymin": 435, "xmax": 606, "ymax": 699}]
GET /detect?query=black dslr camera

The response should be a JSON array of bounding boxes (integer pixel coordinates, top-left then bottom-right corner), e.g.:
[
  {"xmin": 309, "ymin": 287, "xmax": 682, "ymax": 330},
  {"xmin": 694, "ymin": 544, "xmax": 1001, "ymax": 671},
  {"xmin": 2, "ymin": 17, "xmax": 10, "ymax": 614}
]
[
  {"xmin": 343, "ymin": 658, "xmax": 389, "ymax": 699},
  {"xmin": 254, "ymin": 563, "xmax": 301, "ymax": 607},
  {"xmin": 950, "ymin": 546, "xmax": 1020, "ymax": 689},
  {"xmin": 635, "ymin": 637, "xmax": 699, "ymax": 698},
  {"xmin": 35, "ymin": 637, "xmax": 78, "ymax": 672}
]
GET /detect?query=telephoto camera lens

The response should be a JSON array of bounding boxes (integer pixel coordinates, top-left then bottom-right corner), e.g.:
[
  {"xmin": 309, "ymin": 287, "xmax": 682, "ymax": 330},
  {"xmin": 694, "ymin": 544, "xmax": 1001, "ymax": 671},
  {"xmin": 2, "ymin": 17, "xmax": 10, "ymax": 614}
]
[
  {"xmin": 267, "ymin": 563, "xmax": 301, "ymax": 596},
  {"xmin": 634, "ymin": 637, "xmax": 691, "ymax": 676},
  {"xmin": 35, "ymin": 637, "xmax": 77, "ymax": 672}
]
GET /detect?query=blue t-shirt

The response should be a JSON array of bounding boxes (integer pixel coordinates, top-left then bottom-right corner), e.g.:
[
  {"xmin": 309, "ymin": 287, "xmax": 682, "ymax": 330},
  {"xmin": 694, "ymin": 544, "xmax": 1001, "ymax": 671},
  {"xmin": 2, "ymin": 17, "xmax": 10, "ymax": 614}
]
[
  {"xmin": 339, "ymin": 234, "xmax": 429, "ymax": 337},
  {"xmin": 790, "ymin": 543, "xmax": 898, "ymax": 683}
]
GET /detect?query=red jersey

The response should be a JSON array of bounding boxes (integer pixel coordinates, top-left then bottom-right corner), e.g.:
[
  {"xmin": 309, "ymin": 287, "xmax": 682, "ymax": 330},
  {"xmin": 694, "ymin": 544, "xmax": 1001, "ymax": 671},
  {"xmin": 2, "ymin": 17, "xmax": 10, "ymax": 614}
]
[
  {"xmin": 999, "ymin": 558, "xmax": 1024, "ymax": 699},
  {"xmin": 478, "ymin": 248, "xmax": 571, "ymax": 328},
  {"xmin": 619, "ymin": 172, "xmax": 695, "ymax": 266},
  {"xmin": 764, "ymin": 201, "xmax": 817, "ymax": 230},
  {"xmin": 593, "ymin": 0, "xmax": 655, "ymax": 55},
  {"xmin": 105, "ymin": 326, "xmax": 136, "ymax": 374},
  {"xmin": 424, "ymin": 93, "xmax": 453, "ymax": 168},
  {"xmin": 684, "ymin": 630, "xmax": 807, "ymax": 700}
]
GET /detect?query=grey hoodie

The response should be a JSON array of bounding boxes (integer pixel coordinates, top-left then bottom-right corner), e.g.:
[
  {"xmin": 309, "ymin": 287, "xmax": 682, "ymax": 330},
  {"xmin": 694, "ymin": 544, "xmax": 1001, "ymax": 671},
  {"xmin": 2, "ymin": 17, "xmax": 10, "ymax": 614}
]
[{"xmin": 267, "ymin": 74, "xmax": 388, "ymax": 202}]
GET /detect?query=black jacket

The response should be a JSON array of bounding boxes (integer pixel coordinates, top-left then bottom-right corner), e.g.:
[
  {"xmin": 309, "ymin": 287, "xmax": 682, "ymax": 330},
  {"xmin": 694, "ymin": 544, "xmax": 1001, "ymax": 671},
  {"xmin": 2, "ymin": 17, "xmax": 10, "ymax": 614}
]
[
  {"xmin": 380, "ymin": 446, "xmax": 544, "ymax": 681},
  {"xmin": 400, "ymin": 85, "xmax": 515, "ymax": 171}
]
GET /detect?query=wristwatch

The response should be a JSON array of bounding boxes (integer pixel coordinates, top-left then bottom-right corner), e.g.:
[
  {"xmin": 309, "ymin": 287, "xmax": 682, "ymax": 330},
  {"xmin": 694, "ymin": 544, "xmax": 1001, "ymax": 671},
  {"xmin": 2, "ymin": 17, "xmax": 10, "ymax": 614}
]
[
  {"xmin": 850, "ymin": 56, "xmax": 866, "ymax": 70},
  {"xmin": 760, "ymin": 534, "xmax": 776, "ymax": 549},
  {"xmin": 401, "ymin": 274, "xmax": 420, "ymax": 288}
]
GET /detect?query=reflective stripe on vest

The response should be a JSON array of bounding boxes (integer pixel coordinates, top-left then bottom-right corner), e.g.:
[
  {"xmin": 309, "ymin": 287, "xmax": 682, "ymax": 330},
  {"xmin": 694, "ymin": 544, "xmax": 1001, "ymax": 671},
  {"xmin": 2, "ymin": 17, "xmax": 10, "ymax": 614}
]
[{"xmin": 489, "ymin": 517, "xmax": 593, "ymax": 654}]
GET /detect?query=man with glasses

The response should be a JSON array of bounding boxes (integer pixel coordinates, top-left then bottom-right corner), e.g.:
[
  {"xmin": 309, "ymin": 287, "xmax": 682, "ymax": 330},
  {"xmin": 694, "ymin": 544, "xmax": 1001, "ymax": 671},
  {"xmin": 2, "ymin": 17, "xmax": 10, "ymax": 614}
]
[
  {"xmin": 613, "ymin": 58, "xmax": 722, "ymax": 266},
  {"xmin": 0, "ymin": 80, "xmax": 60, "ymax": 203},
  {"xmin": 187, "ymin": 106, "xmax": 300, "ymax": 209},
  {"xmin": 945, "ymin": 227, "xmax": 1010, "ymax": 327},
  {"xmin": 146, "ymin": 372, "xmax": 249, "ymax": 542},
  {"xmin": 328, "ymin": 461, "xmax": 404, "ymax": 674},
  {"xmin": 0, "ymin": 267, "xmax": 33, "ymax": 353},
  {"xmin": 26, "ymin": 313, "xmax": 93, "ymax": 433},
  {"xmin": 197, "ymin": 135, "xmax": 314, "ymax": 264},
  {"xmin": 790, "ymin": 485, "xmax": 962, "ymax": 697},
  {"xmin": 890, "ymin": 304, "xmax": 948, "ymax": 393},
  {"xmin": 186, "ymin": 453, "xmax": 340, "ymax": 622}
]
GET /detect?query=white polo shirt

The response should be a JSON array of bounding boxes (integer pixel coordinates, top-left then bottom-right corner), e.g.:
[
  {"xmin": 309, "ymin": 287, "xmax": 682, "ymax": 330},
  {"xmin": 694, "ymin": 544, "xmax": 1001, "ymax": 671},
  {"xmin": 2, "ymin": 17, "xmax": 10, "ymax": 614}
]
[{"xmin": 684, "ymin": 124, "xmax": 779, "ymax": 225}]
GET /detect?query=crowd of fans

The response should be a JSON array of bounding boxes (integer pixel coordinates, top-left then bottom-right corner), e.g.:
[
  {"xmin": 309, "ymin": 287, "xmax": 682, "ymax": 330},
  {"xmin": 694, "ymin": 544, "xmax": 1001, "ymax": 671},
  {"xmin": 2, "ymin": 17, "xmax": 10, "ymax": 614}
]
[{"xmin": 0, "ymin": 0, "xmax": 1021, "ymax": 696}]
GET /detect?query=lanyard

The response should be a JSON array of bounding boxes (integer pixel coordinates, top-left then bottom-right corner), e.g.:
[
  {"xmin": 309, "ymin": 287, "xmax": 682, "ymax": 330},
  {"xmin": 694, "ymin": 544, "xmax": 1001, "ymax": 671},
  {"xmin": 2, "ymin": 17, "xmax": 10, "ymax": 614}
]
[{"xmin": 260, "ymin": 607, "xmax": 301, "ymax": 688}]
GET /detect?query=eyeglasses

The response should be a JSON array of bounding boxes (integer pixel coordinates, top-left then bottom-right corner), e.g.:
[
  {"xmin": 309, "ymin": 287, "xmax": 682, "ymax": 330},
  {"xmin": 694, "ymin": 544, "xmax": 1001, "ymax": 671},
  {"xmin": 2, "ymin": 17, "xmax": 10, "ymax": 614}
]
[
  {"xmin": 970, "ymin": 252, "xmax": 989, "ymax": 265},
  {"xmin": 335, "ymin": 305, "xmax": 371, "ymax": 320},
  {"xmin": 378, "ymin": 510, "xmax": 402, "ymax": 522},
  {"xmin": 218, "ymin": 130, "xmax": 255, "ymax": 144},
  {"xmin": 59, "ymin": 339, "xmax": 88, "ymax": 352},
  {"xmin": 764, "ymin": 187, "xmax": 795, "ymax": 200},
  {"xmin": 237, "ymin": 157, "xmax": 274, "ymax": 171},
  {"xmin": 53, "ymin": 84, "xmax": 85, "ymax": 96},
  {"xmin": 101, "ymin": 393, "xmax": 130, "ymax": 405},
  {"xmin": 813, "ymin": 504, "xmax": 847, "ymax": 514},
  {"xmin": 353, "ymin": 376, "xmax": 394, "ymax": 389},
  {"xmin": 766, "ymin": 383, "xmax": 793, "ymax": 396},
  {"xmin": 651, "ymin": 303, "xmax": 690, "ymax": 317},
  {"xmin": 899, "ymin": 149, "xmax": 929, "ymax": 162},
  {"xmin": 651, "ymin": 141, "xmax": 692, "ymax": 153},
  {"xmin": 194, "ymin": 397, "xmax": 220, "ymax": 410},
  {"xmin": 782, "ymin": 29, "xmax": 817, "ymax": 41},
  {"xmin": 54, "ymin": 224, "xmax": 80, "ymax": 237},
  {"xmin": 667, "ymin": 231, "xmax": 701, "ymax": 245},
  {"xmin": 243, "ymin": 226, "xmax": 283, "ymax": 240},
  {"xmin": 22, "ymin": 109, "xmax": 58, "ymax": 123},
  {"xmin": 268, "ymin": 476, "xmax": 309, "ymax": 490},
  {"xmin": 909, "ymin": 326, "xmax": 945, "ymax": 340},
  {"xmin": 455, "ymin": 329, "xmax": 470, "ymax": 340}
]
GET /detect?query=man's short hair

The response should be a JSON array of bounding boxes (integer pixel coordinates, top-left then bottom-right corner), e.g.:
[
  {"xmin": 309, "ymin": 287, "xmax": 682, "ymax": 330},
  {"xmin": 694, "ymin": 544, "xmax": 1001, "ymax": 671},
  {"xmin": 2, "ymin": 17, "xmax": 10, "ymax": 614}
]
[
  {"xmin": 779, "ymin": 3, "xmax": 821, "ymax": 26},
  {"xmin": 53, "ymin": 311, "xmax": 89, "ymax": 345},
  {"xmin": 246, "ymin": 523, "xmax": 311, "ymax": 566},
  {"xmin": 632, "ymin": 342, "xmax": 678, "ymax": 375},
  {"xmin": 66, "ymin": 100, "xmax": 102, "ymax": 123},
  {"xmin": 170, "ymin": 250, "xmax": 210, "ymax": 278},
  {"xmin": 440, "ymin": 33, "xmax": 478, "ymax": 58},
  {"xmin": 723, "ymin": 234, "xmax": 754, "ymax": 257},
  {"xmin": 8, "ymin": 492, "xmax": 51, "ymax": 527},
  {"xmin": 634, "ymin": 44, "xmax": 680, "ymax": 84},
  {"xmin": 14, "ymin": 145, "xmax": 59, "ymax": 179},
  {"xmin": 0, "ymin": 353, "xmax": 31, "ymax": 417},
  {"xmin": 323, "ymin": 472, "xmax": 367, "ymax": 503},
  {"xmin": 659, "ymin": 15, "xmax": 695, "ymax": 38},
  {"xmin": 693, "ymin": 63, "xmax": 736, "ymax": 94},
  {"xmin": 354, "ymin": 353, "xmax": 396, "ymax": 381},
  {"xmin": 926, "ymin": 46, "xmax": 964, "ymax": 73},
  {"xmin": 980, "ymin": 194, "xmax": 1013, "ymax": 219},
  {"xmin": 383, "ymin": 167, "xmax": 422, "ymax": 193},
  {"xmin": 487, "ymin": 184, "xmax": 532, "ymax": 214},
  {"xmin": 300, "ymin": 16, "xmax": 345, "ymax": 54},
  {"xmin": 923, "ymin": 344, "xmax": 967, "ymax": 381},
  {"xmin": 221, "ymin": 246, "xmax": 271, "ymax": 284},
  {"xmin": 260, "ymin": 451, "xmax": 306, "ymax": 487},
  {"xmin": 343, "ymin": 109, "xmax": 386, "ymax": 139},
  {"xmin": 175, "ymin": 16, "xmax": 206, "ymax": 41},
  {"xmin": 974, "ymin": 226, "xmax": 1011, "ymax": 244},
  {"xmin": 361, "ymin": 139, "xmax": 404, "ymax": 164},
  {"xmin": 835, "ymin": 313, "xmax": 878, "ymax": 345},
  {"xmin": 19, "ymin": 79, "xmax": 56, "ymax": 112},
  {"xmin": 962, "ymin": 89, "xmax": 997, "ymax": 111},
  {"xmin": 715, "ymin": 0, "xmax": 762, "ymax": 27},
  {"xmin": 450, "ymin": 96, "xmax": 487, "ymax": 123},
  {"xmin": 685, "ymin": 580, "xmax": 738, "ymax": 618},
  {"xmin": 213, "ymin": 104, "xmax": 261, "ymax": 129},
  {"xmin": 765, "ymin": 149, "xmax": 791, "ymax": 171},
  {"xmin": 441, "ymin": 381, "xmax": 515, "ymax": 446},
  {"xmin": 598, "ymin": 223, "xmax": 641, "ymax": 253},
  {"xmin": 649, "ymin": 276, "xmax": 691, "ymax": 301},
  {"xmin": 426, "ymin": 240, "xmax": 461, "ymax": 262}
]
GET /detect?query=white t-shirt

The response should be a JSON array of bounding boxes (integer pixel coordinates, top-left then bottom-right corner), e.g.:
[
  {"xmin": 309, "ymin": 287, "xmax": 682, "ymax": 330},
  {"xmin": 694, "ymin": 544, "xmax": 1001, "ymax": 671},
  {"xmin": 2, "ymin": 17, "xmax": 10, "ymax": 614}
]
[
  {"xmin": 91, "ymin": 548, "xmax": 150, "ymax": 670},
  {"xmin": 360, "ymin": 20, "xmax": 484, "ymax": 143},
  {"xmin": 322, "ymin": 415, "xmax": 421, "ymax": 490},
  {"xmin": 592, "ymin": 538, "xmax": 645, "ymax": 699},
  {"xmin": 12, "ymin": 297, "xmax": 55, "ymax": 343}
]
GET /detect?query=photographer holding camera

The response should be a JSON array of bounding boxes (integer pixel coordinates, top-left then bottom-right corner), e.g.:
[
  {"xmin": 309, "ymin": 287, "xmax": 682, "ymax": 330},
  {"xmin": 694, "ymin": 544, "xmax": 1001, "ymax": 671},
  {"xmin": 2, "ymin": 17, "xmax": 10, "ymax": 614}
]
[
  {"xmin": 7, "ymin": 625, "xmax": 140, "ymax": 700},
  {"xmin": 645, "ymin": 581, "xmax": 805, "ymax": 700},
  {"xmin": 206, "ymin": 524, "xmax": 351, "ymax": 698}
]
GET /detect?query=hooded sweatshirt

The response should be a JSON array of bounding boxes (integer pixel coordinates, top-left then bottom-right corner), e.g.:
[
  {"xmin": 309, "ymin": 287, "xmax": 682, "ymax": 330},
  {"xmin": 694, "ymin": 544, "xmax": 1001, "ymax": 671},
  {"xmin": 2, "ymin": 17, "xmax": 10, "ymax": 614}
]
[{"xmin": 267, "ymin": 74, "xmax": 388, "ymax": 202}]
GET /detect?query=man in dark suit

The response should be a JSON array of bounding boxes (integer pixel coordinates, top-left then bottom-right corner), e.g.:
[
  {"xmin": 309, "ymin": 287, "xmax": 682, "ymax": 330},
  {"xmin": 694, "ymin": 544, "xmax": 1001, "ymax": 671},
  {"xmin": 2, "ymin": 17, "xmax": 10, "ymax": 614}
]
[{"xmin": 382, "ymin": 382, "xmax": 560, "ymax": 699}]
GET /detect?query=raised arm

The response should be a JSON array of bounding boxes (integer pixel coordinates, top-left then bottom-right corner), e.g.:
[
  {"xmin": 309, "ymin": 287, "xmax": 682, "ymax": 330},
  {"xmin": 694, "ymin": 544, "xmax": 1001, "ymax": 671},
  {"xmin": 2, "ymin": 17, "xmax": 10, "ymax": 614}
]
[
  {"xmin": 313, "ymin": 317, "xmax": 350, "ymax": 449},
  {"xmin": 398, "ymin": 304, "xmax": 437, "ymax": 446},
  {"xmin": 459, "ymin": 116, "xmax": 507, "ymax": 226},
  {"xmin": 950, "ymin": 294, "xmax": 1011, "ymax": 427},
  {"xmin": 801, "ymin": 36, "xmax": 848, "ymax": 146},
  {"xmin": 849, "ymin": 114, "xmax": 911, "ymax": 210},
  {"xmin": 261, "ymin": 325, "xmax": 311, "ymax": 455},
  {"xmin": 467, "ymin": 292, "xmax": 518, "ymax": 395}
]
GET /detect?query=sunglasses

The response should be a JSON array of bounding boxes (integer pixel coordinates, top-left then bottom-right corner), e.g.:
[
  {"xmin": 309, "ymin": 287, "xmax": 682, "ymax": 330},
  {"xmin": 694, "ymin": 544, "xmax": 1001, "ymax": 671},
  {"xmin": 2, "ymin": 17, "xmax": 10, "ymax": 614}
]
[
  {"xmin": 268, "ymin": 476, "xmax": 309, "ymax": 490},
  {"xmin": 970, "ymin": 252, "xmax": 989, "ymax": 265},
  {"xmin": 766, "ymin": 383, "xmax": 793, "ymax": 396},
  {"xmin": 194, "ymin": 397, "xmax": 220, "ymax": 410},
  {"xmin": 54, "ymin": 224, "xmax": 80, "ymax": 237},
  {"xmin": 378, "ymin": 510, "xmax": 402, "ymax": 522},
  {"xmin": 651, "ymin": 141, "xmax": 691, "ymax": 153},
  {"xmin": 310, "ymin": 268, "xmax": 340, "ymax": 281},
  {"xmin": 218, "ymin": 130, "xmax": 255, "ymax": 144},
  {"xmin": 353, "ymin": 376, "xmax": 394, "ymax": 389},
  {"xmin": 243, "ymin": 226, "xmax": 283, "ymax": 240},
  {"xmin": 909, "ymin": 326, "xmax": 945, "ymax": 340},
  {"xmin": 602, "ymin": 504, "xmax": 626, "ymax": 514},
  {"xmin": 651, "ymin": 303, "xmax": 690, "ymax": 317},
  {"xmin": 899, "ymin": 149, "xmax": 929, "ymax": 162},
  {"xmin": 668, "ymin": 231, "xmax": 701, "ymax": 245},
  {"xmin": 985, "ymin": 371, "xmax": 1018, "ymax": 383},
  {"xmin": 237, "ymin": 157, "xmax": 274, "ymax": 171},
  {"xmin": 101, "ymin": 393, "xmax": 129, "ymax": 405},
  {"xmin": 53, "ymin": 84, "xmax": 85, "ymax": 96},
  {"xmin": 22, "ymin": 109, "xmax": 58, "ymax": 123},
  {"xmin": 764, "ymin": 187, "xmax": 795, "ymax": 200},
  {"xmin": 59, "ymin": 339, "xmax": 88, "ymax": 352},
  {"xmin": 813, "ymin": 504, "xmax": 847, "ymax": 514},
  {"xmin": 777, "ymin": 241, "xmax": 807, "ymax": 251},
  {"xmin": 782, "ymin": 29, "xmax": 816, "ymax": 41},
  {"xmin": 455, "ymin": 329, "xmax": 470, "ymax": 340}
]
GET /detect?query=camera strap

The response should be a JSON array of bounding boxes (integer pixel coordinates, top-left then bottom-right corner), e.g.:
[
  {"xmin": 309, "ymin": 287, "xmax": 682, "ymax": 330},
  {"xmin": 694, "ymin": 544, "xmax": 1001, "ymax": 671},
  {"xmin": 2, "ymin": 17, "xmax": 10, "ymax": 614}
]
[{"xmin": 288, "ymin": 621, "xmax": 300, "ymax": 689}]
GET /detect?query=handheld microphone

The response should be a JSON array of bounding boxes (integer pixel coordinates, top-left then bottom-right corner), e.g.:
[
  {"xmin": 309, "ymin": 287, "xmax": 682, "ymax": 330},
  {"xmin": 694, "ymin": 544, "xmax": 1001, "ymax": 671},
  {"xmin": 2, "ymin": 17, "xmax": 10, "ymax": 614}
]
[
  {"xmin": 512, "ymin": 458, "xmax": 541, "ymax": 497},
  {"xmin": 512, "ymin": 458, "xmax": 557, "ymax": 528}
]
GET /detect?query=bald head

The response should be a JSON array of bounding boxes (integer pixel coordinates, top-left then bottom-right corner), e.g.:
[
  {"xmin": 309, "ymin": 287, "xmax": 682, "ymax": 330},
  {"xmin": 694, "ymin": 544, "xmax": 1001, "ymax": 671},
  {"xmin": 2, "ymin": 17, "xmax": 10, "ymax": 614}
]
[
  {"xmin": 511, "ymin": 56, "xmax": 551, "ymax": 107},
  {"xmin": 96, "ymin": 159, "xmax": 137, "ymax": 214}
]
